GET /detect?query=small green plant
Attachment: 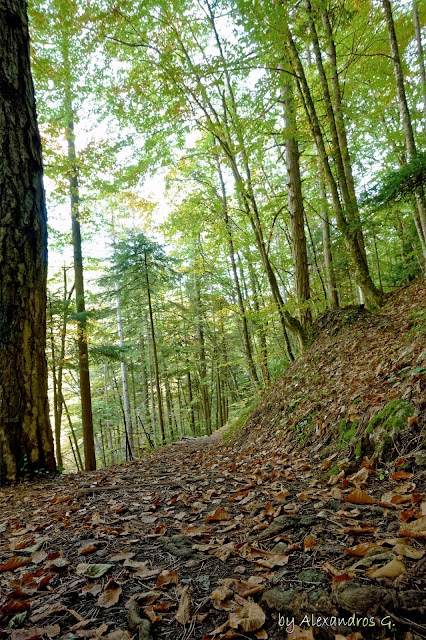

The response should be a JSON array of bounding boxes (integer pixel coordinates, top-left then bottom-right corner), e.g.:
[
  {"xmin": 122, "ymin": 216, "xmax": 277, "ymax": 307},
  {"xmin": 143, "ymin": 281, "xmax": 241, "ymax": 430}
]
[
  {"xmin": 19, "ymin": 454, "xmax": 45, "ymax": 479},
  {"xmin": 325, "ymin": 464, "xmax": 340, "ymax": 477}
]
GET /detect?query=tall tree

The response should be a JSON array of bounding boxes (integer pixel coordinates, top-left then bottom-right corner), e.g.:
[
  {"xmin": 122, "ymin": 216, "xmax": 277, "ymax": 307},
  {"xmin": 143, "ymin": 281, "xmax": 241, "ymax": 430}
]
[
  {"xmin": 382, "ymin": 0, "xmax": 426, "ymax": 249},
  {"xmin": 0, "ymin": 0, "xmax": 56, "ymax": 484}
]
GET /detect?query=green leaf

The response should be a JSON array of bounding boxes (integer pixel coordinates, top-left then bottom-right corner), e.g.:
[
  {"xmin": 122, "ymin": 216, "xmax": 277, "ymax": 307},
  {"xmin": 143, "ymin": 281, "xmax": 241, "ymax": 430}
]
[
  {"xmin": 76, "ymin": 563, "xmax": 113, "ymax": 578},
  {"xmin": 8, "ymin": 611, "xmax": 27, "ymax": 628}
]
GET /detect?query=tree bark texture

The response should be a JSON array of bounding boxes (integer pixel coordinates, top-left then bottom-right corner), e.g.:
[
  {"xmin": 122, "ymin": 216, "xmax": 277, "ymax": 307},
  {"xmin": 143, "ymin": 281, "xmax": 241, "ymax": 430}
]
[{"xmin": 0, "ymin": 0, "xmax": 56, "ymax": 484}]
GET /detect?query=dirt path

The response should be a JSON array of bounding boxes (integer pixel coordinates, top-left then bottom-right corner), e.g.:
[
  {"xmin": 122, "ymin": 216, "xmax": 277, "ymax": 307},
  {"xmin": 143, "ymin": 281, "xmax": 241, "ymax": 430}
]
[{"xmin": 1, "ymin": 434, "xmax": 425, "ymax": 640}]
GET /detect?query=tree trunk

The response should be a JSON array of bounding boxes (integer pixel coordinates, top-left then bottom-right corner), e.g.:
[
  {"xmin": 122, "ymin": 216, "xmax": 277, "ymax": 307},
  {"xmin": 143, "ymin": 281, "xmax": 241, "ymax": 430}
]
[
  {"xmin": 282, "ymin": 76, "xmax": 311, "ymax": 333},
  {"xmin": 413, "ymin": 0, "xmax": 426, "ymax": 138},
  {"xmin": 318, "ymin": 162, "xmax": 339, "ymax": 308},
  {"xmin": 49, "ymin": 299, "xmax": 62, "ymax": 469},
  {"xmin": 66, "ymin": 117, "xmax": 96, "ymax": 471},
  {"xmin": 145, "ymin": 313, "xmax": 157, "ymax": 445},
  {"xmin": 194, "ymin": 273, "xmax": 212, "ymax": 435},
  {"xmin": 320, "ymin": 6, "xmax": 367, "ymax": 262},
  {"xmin": 247, "ymin": 262, "xmax": 270, "ymax": 385},
  {"xmin": 0, "ymin": 0, "xmax": 56, "ymax": 484},
  {"xmin": 284, "ymin": 24, "xmax": 382, "ymax": 307},
  {"xmin": 116, "ymin": 286, "xmax": 133, "ymax": 451},
  {"xmin": 144, "ymin": 253, "xmax": 166, "ymax": 443},
  {"xmin": 103, "ymin": 363, "xmax": 114, "ymax": 464},
  {"xmin": 382, "ymin": 0, "xmax": 426, "ymax": 244},
  {"xmin": 216, "ymin": 157, "xmax": 260, "ymax": 387}
]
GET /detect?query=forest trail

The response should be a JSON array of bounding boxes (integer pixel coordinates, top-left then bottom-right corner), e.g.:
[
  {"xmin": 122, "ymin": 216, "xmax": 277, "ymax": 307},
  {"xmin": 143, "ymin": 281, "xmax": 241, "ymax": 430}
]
[{"xmin": 1, "ymin": 429, "xmax": 425, "ymax": 640}]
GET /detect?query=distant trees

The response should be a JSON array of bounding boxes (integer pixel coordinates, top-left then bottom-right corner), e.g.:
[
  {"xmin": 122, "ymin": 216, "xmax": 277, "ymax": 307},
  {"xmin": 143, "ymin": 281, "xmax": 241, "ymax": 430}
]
[
  {"xmin": 21, "ymin": 0, "xmax": 425, "ymax": 470},
  {"xmin": 0, "ymin": 0, "xmax": 55, "ymax": 484}
]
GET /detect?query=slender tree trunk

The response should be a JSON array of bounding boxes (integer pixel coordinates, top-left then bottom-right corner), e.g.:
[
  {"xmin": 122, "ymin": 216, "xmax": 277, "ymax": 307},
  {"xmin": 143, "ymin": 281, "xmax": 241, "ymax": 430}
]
[
  {"xmin": 116, "ymin": 285, "xmax": 133, "ymax": 451},
  {"xmin": 382, "ymin": 0, "xmax": 426, "ymax": 245},
  {"xmin": 62, "ymin": 393, "xmax": 83, "ymax": 471},
  {"xmin": 318, "ymin": 162, "xmax": 339, "ymax": 308},
  {"xmin": 320, "ymin": 6, "xmax": 367, "ymax": 262},
  {"xmin": 247, "ymin": 261, "xmax": 270, "ymax": 385},
  {"xmin": 56, "ymin": 267, "xmax": 74, "ymax": 455},
  {"xmin": 0, "ymin": 0, "xmax": 56, "ymax": 484},
  {"xmin": 284, "ymin": 25, "xmax": 382, "ymax": 306},
  {"xmin": 65, "ymin": 117, "xmax": 96, "ymax": 471},
  {"xmin": 49, "ymin": 299, "xmax": 62, "ymax": 469},
  {"xmin": 103, "ymin": 363, "xmax": 114, "ymax": 464},
  {"xmin": 144, "ymin": 253, "xmax": 166, "ymax": 443},
  {"xmin": 145, "ymin": 313, "xmax": 157, "ymax": 446},
  {"xmin": 282, "ymin": 75, "xmax": 311, "ymax": 333},
  {"xmin": 216, "ymin": 158, "xmax": 260, "ymax": 387},
  {"xmin": 413, "ymin": 0, "xmax": 426, "ymax": 138},
  {"xmin": 194, "ymin": 273, "xmax": 212, "ymax": 435},
  {"xmin": 68, "ymin": 436, "xmax": 80, "ymax": 471}
]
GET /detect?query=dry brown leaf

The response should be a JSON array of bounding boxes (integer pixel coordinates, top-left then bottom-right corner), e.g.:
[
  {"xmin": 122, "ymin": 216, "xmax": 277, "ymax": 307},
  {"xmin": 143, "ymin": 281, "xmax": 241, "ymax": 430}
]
[
  {"xmin": 78, "ymin": 543, "xmax": 97, "ymax": 555},
  {"xmin": 344, "ymin": 489, "xmax": 374, "ymax": 505},
  {"xmin": 400, "ymin": 516, "xmax": 426, "ymax": 539},
  {"xmin": 392, "ymin": 542, "xmax": 424, "ymax": 559},
  {"xmin": 367, "ymin": 557, "xmax": 405, "ymax": 579},
  {"xmin": 275, "ymin": 489, "xmax": 289, "ymax": 502},
  {"xmin": 205, "ymin": 507, "xmax": 231, "ymax": 522},
  {"xmin": 97, "ymin": 577, "xmax": 122, "ymax": 608},
  {"xmin": 345, "ymin": 542, "xmax": 384, "ymax": 557},
  {"xmin": 0, "ymin": 556, "xmax": 29, "ymax": 572},
  {"xmin": 304, "ymin": 535, "xmax": 319, "ymax": 551},
  {"xmin": 10, "ymin": 624, "xmax": 61, "ymax": 640},
  {"xmin": 322, "ymin": 561, "xmax": 340, "ymax": 576},
  {"xmin": 228, "ymin": 595, "xmax": 265, "ymax": 632},
  {"xmin": 175, "ymin": 585, "xmax": 191, "ymax": 625},
  {"xmin": 156, "ymin": 569, "xmax": 179, "ymax": 588},
  {"xmin": 233, "ymin": 577, "xmax": 265, "ymax": 598},
  {"xmin": 347, "ymin": 467, "xmax": 370, "ymax": 487},
  {"xmin": 211, "ymin": 580, "xmax": 234, "ymax": 608},
  {"xmin": 392, "ymin": 470, "xmax": 414, "ymax": 481},
  {"xmin": 143, "ymin": 605, "xmax": 162, "ymax": 623},
  {"xmin": 81, "ymin": 583, "xmax": 102, "ymax": 597}
]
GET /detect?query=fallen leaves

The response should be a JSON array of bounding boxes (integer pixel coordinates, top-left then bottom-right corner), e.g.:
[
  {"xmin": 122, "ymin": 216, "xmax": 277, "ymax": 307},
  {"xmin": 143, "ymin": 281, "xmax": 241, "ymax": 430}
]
[
  {"xmin": 367, "ymin": 557, "xmax": 406, "ymax": 579},
  {"xmin": 205, "ymin": 508, "xmax": 231, "ymax": 522},
  {"xmin": 97, "ymin": 577, "xmax": 122, "ymax": 608},
  {"xmin": 228, "ymin": 595, "xmax": 265, "ymax": 632},
  {"xmin": 156, "ymin": 569, "xmax": 179, "ymax": 589},
  {"xmin": 400, "ymin": 515, "xmax": 426, "ymax": 539},
  {"xmin": 344, "ymin": 489, "xmax": 374, "ymax": 505},
  {"xmin": 175, "ymin": 585, "xmax": 191, "ymax": 624},
  {"xmin": 0, "ymin": 556, "xmax": 30, "ymax": 572}
]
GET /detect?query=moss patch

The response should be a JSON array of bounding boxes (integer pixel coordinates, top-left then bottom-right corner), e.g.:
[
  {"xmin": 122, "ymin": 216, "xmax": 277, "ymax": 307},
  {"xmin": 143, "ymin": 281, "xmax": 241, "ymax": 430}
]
[
  {"xmin": 338, "ymin": 419, "xmax": 359, "ymax": 450},
  {"xmin": 364, "ymin": 398, "xmax": 416, "ymax": 461}
]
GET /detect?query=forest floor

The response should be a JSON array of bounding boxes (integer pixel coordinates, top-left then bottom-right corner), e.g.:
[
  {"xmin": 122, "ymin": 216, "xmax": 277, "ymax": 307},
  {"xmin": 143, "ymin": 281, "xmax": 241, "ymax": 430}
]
[{"xmin": 1, "ymin": 280, "xmax": 426, "ymax": 640}]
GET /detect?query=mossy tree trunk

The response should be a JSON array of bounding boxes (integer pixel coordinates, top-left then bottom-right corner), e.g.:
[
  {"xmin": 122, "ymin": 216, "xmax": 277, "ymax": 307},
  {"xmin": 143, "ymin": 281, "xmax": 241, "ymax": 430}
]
[{"xmin": 0, "ymin": 0, "xmax": 56, "ymax": 484}]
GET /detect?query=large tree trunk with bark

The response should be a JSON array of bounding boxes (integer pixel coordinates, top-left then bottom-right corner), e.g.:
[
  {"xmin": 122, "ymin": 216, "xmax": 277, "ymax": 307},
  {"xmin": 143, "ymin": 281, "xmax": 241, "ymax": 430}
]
[{"xmin": 0, "ymin": 0, "xmax": 56, "ymax": 484}]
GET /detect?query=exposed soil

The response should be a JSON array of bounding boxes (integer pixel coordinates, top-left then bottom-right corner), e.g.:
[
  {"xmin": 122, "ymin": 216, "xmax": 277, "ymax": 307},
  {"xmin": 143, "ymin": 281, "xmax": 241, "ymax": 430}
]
[{"xmin": 1, "ymin": 279, "xmax": 425, "ymax": 640}]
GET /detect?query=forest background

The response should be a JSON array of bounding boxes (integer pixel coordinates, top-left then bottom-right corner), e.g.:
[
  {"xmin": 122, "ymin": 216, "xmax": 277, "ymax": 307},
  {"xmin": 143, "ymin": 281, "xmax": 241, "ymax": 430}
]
[{"xmin": 27, "ymin": 0, "xmax": 426, "ymax": 473}]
